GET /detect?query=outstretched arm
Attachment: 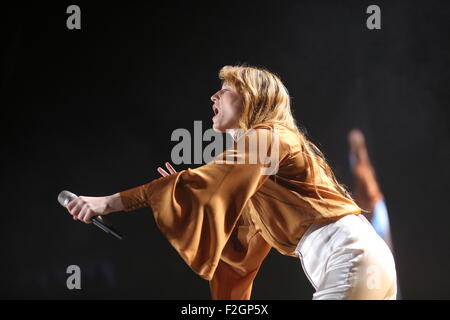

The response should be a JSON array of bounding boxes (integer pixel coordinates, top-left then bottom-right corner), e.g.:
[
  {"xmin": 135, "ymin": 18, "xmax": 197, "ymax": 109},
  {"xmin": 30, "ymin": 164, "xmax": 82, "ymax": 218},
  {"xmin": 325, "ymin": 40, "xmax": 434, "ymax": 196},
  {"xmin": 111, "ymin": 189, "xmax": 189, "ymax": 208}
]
[
  {"xmin": 70, "ymin": 126, "xmax": 285, "ymax": 281},
  {"xmin": 66, "ymin": 162, "xmax": 176, "ymax": 223}
]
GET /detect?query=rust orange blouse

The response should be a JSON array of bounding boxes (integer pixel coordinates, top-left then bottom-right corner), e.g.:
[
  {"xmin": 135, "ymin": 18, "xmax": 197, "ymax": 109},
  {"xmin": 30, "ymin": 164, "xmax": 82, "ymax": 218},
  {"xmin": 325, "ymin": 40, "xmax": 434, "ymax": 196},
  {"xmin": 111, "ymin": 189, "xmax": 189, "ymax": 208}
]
[{"xmin": 119, "ymin": 124, "xmax": 361, "ymax": 299}]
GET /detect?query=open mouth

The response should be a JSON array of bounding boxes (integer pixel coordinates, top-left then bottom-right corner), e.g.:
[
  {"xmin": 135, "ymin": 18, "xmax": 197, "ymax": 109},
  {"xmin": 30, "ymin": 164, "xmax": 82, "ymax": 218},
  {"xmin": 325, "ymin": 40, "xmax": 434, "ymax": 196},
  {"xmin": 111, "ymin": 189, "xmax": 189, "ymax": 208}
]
[{"xmin": 212, "ymin": 105, "xmax": 219, "ymax": 116}]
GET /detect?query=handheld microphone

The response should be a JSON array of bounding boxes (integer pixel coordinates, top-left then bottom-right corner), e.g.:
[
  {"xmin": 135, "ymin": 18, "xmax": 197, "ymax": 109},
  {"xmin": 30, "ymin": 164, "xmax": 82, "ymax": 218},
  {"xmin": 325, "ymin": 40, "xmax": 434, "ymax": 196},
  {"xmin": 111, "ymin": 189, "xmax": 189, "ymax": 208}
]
[{"xmin": 57, "ymin": 190, "xmax": 123, "ymax": 240}]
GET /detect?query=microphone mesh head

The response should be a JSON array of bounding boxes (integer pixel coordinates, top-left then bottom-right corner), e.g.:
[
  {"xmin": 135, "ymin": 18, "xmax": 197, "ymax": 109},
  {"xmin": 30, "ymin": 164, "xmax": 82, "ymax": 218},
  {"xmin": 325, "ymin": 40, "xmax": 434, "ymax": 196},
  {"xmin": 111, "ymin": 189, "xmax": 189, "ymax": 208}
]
[{"xmin": 57, "ymin": 190, "xmax": 78, "ymax": 207}]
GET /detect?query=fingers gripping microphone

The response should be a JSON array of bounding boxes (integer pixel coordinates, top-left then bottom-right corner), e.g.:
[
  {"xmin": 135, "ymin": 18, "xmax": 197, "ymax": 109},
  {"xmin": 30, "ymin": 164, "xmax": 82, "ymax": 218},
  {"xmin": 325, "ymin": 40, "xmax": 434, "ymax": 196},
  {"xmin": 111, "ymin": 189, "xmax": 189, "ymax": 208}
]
[{"xmin": 58, "ymin": 190, "xmax": 123, "ymax": 240}]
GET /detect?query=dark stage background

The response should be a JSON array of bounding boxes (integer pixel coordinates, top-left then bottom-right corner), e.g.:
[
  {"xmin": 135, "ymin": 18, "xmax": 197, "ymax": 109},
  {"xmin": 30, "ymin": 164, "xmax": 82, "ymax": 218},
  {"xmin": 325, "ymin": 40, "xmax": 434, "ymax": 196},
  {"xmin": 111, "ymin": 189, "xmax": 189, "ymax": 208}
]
[{"xmin": 1, "ymin": 1, "xmax": 449, "ymax": 299}]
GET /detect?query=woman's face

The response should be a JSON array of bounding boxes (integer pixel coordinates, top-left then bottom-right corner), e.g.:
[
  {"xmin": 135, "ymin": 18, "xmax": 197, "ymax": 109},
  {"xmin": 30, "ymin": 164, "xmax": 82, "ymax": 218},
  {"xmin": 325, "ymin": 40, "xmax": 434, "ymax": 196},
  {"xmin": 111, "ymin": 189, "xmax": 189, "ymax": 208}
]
[{"xmin": 210, "ymin": 84, "xmax": 243, "ymax": 133}]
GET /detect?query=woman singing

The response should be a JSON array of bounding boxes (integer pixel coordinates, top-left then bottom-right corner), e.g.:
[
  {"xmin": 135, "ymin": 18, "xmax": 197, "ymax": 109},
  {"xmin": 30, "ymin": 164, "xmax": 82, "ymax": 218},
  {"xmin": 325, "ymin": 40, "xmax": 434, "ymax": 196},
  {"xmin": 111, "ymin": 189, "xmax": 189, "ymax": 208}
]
[{"xmin": 66, "ymin": 65, "xmax": 397, "ymax": 300}]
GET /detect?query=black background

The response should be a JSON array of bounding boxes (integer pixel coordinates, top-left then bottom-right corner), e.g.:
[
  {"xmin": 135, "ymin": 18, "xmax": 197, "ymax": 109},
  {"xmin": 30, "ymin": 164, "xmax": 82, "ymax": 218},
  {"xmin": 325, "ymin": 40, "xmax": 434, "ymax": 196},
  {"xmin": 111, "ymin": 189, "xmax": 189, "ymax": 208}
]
[{"xmin": 1, "ymin": 1, "xmax": 449, "ymax": 299}]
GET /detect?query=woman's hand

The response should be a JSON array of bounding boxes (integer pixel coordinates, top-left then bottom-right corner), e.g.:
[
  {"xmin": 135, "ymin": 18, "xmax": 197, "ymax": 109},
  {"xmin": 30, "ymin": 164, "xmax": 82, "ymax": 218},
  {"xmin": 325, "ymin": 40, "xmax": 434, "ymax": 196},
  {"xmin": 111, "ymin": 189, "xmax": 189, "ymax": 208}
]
[
  {"xmin": 157, "ymin": 162, "xmax": 177, "ymax": 177},
  {"xmin": 67, "ymin": 194, "xmax": 123, "ymax": 224}
]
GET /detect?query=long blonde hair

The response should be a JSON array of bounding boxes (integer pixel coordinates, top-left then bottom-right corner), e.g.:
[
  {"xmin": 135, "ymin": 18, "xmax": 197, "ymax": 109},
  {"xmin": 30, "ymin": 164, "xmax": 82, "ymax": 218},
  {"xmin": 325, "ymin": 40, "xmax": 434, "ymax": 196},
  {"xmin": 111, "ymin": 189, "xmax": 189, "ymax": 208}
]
[{"xmin": 219, "ymin": 64, "xmax": 360, "ymax": 206}]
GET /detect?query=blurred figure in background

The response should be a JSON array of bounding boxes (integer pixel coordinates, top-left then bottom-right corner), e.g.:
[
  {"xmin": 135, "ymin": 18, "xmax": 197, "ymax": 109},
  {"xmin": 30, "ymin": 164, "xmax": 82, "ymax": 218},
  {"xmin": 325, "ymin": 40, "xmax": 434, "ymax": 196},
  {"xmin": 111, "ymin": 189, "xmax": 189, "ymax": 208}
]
[{"xmin": 348, "ymin": 128, "xmax": 401, "ymax": 299}]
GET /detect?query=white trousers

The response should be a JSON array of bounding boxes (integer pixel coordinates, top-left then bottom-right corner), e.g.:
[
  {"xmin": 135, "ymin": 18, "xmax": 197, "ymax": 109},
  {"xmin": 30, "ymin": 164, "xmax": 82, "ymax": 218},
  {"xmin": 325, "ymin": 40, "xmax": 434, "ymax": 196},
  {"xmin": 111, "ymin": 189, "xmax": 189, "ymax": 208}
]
[{"xmin": 295, "ymin": 214, "xmax": 397, "ymax": 300}]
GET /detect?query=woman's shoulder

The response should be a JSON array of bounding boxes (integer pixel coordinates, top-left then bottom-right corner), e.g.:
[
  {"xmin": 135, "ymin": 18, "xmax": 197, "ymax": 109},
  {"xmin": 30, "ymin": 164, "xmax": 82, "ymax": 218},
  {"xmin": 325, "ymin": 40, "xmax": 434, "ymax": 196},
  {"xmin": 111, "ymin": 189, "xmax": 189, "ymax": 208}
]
[{"xmin": 249, "ymin": 123, "xmax": 302, "ymax": 155}]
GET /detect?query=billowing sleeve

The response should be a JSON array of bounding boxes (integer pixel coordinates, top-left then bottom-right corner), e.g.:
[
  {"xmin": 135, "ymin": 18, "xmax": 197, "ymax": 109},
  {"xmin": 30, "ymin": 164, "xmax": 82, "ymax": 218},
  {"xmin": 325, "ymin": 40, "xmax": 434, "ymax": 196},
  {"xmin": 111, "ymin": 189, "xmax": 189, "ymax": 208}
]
[
  {"xmin": 209, "ymin": 203, "xmax": 272, "ymax": 300},
  {"xmin": 119, "ymin": 127, "xmax": 286, "ymax": 281}
]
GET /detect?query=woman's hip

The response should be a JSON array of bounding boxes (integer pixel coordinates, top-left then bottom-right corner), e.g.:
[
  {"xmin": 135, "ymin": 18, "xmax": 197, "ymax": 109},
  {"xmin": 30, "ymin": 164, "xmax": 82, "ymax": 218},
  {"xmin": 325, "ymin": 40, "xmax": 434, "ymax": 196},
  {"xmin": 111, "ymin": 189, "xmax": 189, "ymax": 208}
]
[{"xmin": 295, "ymin": 214, "xmax": 397, "ymax": 299}]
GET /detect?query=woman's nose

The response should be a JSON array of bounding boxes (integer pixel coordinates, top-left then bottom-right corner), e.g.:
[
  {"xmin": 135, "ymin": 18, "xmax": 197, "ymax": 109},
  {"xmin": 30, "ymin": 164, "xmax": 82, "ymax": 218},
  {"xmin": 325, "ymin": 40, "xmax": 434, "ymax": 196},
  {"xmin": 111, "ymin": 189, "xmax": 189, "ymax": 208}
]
[{"xmin": 210, "ymin": 92, "xmax": 219, "ymax": 102}]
